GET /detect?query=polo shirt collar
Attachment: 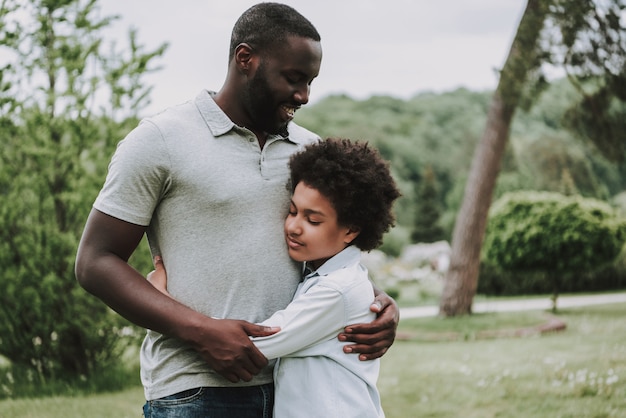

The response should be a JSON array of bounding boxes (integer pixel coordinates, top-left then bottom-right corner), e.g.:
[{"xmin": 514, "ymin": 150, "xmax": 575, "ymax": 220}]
[
  {"xmin": 193, "ymin": 90, "xmax": 235, "ymax": 137},
  {"xmin": 194, "ymin": 89, "xmax": 301, "ymax": 144}
]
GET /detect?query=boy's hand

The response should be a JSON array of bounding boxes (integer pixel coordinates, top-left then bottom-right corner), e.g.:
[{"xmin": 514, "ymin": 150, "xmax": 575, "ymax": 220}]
[
  {"xmin": 147, "ymin": 256, "xmax": 171, "ymax": 297},
  {"xmin": 338, "ymin": 291, "xmax": 399, "ymax": 360}
]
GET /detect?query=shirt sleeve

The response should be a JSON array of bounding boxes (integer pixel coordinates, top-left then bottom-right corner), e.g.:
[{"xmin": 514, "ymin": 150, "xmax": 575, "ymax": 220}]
[
  {"xmin": 93, "ymin": 120, "xmax": 172, "ymax": 226},
  {"xmin": 251, "ymin": 284, "xmax": 346, "ymax": 360}
]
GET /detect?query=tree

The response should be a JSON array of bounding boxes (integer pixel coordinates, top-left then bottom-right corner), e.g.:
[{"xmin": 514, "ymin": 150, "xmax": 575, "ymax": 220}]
[
  {"xmin": 439, "ymin": 0, "xmax": 552, "ymax": 316},
  {"xmin": 0, "ymin": 0, "xmax": 166, "ymax": 382},
  {"xmin": 411, "ymin": 165, "xmax": 445, "ymax": 243},
  {"xmin": 439, "ymin": 0, "xmax": 626, "ymax": 316},
  {"xmin": 483, "ymin": 191, "xmax": 626, "ymax": 311}
]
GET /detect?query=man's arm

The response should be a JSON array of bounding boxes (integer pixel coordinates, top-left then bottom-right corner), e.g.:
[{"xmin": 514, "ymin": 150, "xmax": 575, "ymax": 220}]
[
  {"xmin": 75, "ymin": 208, "xmax": 276, "ymax": 383},
  {"xmin": 338, "ymin": 285, "xmax": 399, "ymax": 360}
]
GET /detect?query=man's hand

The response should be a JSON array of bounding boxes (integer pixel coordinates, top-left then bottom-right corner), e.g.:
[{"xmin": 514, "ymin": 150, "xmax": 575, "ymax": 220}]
[
  {"xmin": 145, "ymin": 255, "xmax": 279, "ymax": 382},
  {"xmin": 338, "ymin": 290, "xmax": 399, "ymax": 361},
  {"xmin": 189, "ymin": 319, "xmax": 279, "ymax": 383}
]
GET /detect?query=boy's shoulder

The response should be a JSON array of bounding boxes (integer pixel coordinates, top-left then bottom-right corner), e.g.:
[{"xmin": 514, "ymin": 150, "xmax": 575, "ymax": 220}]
[{"xmin": 317, "ymin": 261, "xmax": 370, "ymax": 291}]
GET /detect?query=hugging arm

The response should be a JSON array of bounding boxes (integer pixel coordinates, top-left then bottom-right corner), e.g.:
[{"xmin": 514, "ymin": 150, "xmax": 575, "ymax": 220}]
[
  {"xmin": 75, "ymin": 209, "xmax": 277, "ymax": 383},
  {"xmin": 338, "ymin": 286, "xmax": 399, "ymax": 360},
  {"xmin": 147, "ymin": 252, "xmax": 398, "ymax": 362}
]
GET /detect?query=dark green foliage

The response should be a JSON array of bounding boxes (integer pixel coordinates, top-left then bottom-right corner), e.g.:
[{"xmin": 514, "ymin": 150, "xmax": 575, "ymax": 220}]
[
  {"xmin": 564, "ymin": 85, "xmax": 626, "ymax": 161},
  {"xmin": 514, "ymin": 134, "xmax": 607, "ymax": 198},
  {"xmin": 482, "ymin": 191, "xmax": 626, "ymax": 299},
  {"xmin": 545, "ymin": 0, "xmax": 626, "ymax": 161},
  {"xmin": 0, "ymin": 0, "xmax": 164, "ymax": 385},
  {"xmin": 411, "ymin": 165, "xmax": 445, "ymax": 243}
]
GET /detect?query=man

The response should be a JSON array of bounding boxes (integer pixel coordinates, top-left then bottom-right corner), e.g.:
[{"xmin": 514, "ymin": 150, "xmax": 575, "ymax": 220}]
[{"xmin": 75, "ymin": 3, "xmax": 398, "ymax": 417}]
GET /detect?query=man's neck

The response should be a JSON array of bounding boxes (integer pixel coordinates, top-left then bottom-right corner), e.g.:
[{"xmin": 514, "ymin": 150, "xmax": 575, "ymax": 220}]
[
  {"xmin": 254, "ymin": 131, "xmax": 268, "ymax": 149},
  {"xmin": 213, "ymin": 90, "xmax": 268, "ymax": 149}
]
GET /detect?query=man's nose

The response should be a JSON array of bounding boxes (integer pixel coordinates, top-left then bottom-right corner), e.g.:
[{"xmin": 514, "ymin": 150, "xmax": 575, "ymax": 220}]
[{"xmin": 293, "ymin": 84, "xmax": 310, "ymax": 105}]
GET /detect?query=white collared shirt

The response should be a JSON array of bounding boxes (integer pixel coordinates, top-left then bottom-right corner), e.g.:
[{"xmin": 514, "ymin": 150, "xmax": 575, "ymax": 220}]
[{"xmin": 254, "ymin": 246, "xmax": 384, "ymax": 417}]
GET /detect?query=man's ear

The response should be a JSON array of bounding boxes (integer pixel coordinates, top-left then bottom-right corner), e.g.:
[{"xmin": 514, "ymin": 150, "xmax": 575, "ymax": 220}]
[
  {"xmin": 344, "ymin": 226, "xmax": 361, "ymax": 245},
  {"xmin": 234, "ymin": 43, "xmax": 256, "ymax": 74}
]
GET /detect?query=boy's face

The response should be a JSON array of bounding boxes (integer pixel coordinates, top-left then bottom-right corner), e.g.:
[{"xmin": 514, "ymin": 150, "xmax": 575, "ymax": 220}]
[{"xmin": 284, "ymin": 182, "xmax": 359, "ymax": 270}]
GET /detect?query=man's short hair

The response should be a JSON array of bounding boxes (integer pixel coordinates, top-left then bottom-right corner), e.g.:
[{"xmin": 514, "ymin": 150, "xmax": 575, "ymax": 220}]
[{"xmin": 230, "ymin": 2, "xmax": 321, "ymax": 61}]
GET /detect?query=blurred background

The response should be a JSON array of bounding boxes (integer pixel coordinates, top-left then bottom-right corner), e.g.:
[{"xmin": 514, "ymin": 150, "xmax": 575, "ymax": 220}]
[{"xmin": 1, "ymin": 1, "xmax": 626, "ymax": 416}]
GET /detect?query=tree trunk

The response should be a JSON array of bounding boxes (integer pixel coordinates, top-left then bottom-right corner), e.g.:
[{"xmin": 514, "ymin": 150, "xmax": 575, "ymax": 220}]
[{"xmin": 439, "ymin": 0, "xmax": 552, "ymax": 316}]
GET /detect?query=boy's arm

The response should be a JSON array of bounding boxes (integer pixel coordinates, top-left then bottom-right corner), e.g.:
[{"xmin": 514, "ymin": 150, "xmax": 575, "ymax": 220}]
[
  {"xmin": 147, "ymin": 252, "xmax": 397, "ymax": 361},
  {"xmin": 338, "ymin": 285, "xmax": 399, "ymax": 360},
  {"xmin": 148, "ymin": 255, "xmax": 316, "ymax": 361},
  {"xmin": 252, "ymin": 285, "xmax": 346, "ymax": 360},
  {"xmin": 75, "ymin": 209, "xmax": 277, "ymax": 383}
]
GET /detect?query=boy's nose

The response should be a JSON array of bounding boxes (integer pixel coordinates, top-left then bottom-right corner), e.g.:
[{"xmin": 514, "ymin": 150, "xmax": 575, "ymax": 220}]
[{"xmin": 285, "ymin": 217, "xmax": 301, "ymax": 235}]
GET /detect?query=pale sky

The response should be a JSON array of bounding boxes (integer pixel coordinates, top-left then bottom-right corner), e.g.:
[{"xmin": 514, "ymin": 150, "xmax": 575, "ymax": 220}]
[{"xmin": 99, "ymin": 0, "xmax": 527, "ymax": 115}]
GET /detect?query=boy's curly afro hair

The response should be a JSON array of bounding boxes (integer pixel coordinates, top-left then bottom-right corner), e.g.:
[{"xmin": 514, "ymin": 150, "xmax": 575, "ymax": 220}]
[{"xmin": 288, "ymin": 138, "xmax": 401, "ymax": 252}]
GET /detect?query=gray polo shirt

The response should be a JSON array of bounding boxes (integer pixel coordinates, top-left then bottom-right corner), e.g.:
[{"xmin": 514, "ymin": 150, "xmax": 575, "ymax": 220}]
[{"xmin": 94, "ymin": 90, "xmax": 319, "ymax": 399}]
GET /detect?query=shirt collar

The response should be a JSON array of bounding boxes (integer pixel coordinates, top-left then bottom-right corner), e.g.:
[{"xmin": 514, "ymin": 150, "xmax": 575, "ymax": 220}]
[
  {"xmin": 304, "ymin": 246, "xmax": 361, "ymax": 279},
  {"xmin": 193, "ymin": 89, "xmax": 302, "ymax": 144},
  {"xmin": 193, "ymin": 90, "xmax": 235, "ymax": 137}
]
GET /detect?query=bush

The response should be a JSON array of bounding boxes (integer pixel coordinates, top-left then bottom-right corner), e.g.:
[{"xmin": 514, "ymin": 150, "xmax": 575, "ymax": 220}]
[
  {"xmin": 480, "ymin": 191, "xmax": 626, "ymax": 296},
  {"xmin": 0, "ymin": 0, "xmax": 163, "ymax": 386}
]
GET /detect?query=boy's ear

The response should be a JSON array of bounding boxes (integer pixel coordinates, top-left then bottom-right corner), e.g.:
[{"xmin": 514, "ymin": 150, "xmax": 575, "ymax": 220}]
[{"xmin": 344, "ymin": 226, "xmax": 361, "ymax": 245}]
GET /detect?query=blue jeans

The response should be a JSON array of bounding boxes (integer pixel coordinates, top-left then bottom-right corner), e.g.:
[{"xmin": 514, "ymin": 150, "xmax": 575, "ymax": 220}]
[{"xmin": 142, "ymin": 384, "xmax": 275, "ymax": 418}]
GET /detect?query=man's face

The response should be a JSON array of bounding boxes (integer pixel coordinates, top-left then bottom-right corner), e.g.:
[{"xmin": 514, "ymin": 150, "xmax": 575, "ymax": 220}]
[{"xmin": 241, "ymin": 36, "xmax": 322, "ymax": 135}]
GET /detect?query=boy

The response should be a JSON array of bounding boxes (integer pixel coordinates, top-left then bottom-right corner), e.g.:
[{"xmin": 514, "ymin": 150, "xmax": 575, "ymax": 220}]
[{"xmin": 149, "ymin": 138, "xmax": 401, "ymax": 417}]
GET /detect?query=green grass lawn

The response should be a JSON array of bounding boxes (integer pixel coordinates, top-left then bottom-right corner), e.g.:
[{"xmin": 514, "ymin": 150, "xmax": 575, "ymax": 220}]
[
  {"xmin": 381, "ymin": 304, "xmax": 626, "ymax": 417},
  {"xmin": 1, "ymin": 303, "xmax": 625, "ymax": 418}
]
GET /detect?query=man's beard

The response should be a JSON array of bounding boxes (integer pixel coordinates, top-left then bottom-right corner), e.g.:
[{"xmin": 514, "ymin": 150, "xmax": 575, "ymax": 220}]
[{"xmin": 244, "ymin": 64, "xmax": 289, "ymax": 137}]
